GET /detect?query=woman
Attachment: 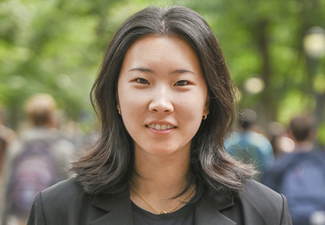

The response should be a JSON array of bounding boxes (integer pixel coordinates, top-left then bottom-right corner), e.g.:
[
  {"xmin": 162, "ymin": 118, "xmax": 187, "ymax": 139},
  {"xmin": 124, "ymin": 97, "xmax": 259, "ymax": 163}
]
[{"xmin": 27, "ymin": 6, "xmax": 292, "ymax": 225}]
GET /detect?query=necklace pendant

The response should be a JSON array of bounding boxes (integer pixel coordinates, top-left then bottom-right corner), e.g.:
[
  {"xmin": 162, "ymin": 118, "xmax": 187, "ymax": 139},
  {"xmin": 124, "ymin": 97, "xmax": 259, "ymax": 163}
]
[{"xmin": 160, "ymin": 211, "xmax": 168, "ymax": 214}]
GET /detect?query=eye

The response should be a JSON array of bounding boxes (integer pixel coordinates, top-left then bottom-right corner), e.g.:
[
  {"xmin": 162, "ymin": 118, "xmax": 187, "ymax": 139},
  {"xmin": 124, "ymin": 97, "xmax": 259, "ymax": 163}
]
[
  {"xmin": 135, "ymin": 78, "xmax": 150, "ymax": 84},
  {"xmin": 174, "ymin": 80, "xmax": 189, "ymax": 86}
]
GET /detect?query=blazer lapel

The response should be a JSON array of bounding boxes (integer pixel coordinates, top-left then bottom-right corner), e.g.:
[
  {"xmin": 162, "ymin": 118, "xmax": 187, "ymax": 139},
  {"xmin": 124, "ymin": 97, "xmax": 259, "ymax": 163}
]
[
  {"xmin": 89, "ymin": 188, "xmax": 236, "ymax": 225},
  {"xmin": 90, "ymin": 191, "xmax": 133, "ymax": 225},
  {"xmin": 195, "ymin": 189, "xmax": 237, "ymax": 225}
]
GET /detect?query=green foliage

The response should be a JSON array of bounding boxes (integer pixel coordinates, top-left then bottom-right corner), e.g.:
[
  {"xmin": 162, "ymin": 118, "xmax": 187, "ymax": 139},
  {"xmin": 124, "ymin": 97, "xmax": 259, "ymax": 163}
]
[
  {"xmin": 319, "ymin": 122, "xmax": 325, "ymax": 145},
  {"xmin": 1, "ymin": 0, "xmax": 325, "ymax": 144}
]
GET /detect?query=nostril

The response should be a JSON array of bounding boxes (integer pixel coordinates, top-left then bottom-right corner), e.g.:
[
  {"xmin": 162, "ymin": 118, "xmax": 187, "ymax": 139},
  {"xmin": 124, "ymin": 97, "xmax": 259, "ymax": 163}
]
[{"xmin": 149, "ymin": 100, "xmax": 174, "ymax": 113}]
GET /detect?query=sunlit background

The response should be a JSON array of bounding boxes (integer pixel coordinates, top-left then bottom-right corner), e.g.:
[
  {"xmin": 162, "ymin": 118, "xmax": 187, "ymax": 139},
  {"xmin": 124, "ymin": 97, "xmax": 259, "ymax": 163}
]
[{"xmin": 1, "ymin": 0, "xmax": 325, "ymax": 145}]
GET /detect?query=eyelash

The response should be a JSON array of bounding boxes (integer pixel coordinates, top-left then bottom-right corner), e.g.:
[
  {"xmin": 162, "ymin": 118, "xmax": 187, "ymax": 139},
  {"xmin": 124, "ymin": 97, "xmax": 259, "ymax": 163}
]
[
  {"xmin": 135, "ymin": 78, "xmax": 189, "ymax": 86},
  {"xmin": 174, "ymin": 80, "xmax": 189, "ymax": 86},
  {"xmin": 135, "ymin": 78, "xmax": 150, "ymax": 84}
]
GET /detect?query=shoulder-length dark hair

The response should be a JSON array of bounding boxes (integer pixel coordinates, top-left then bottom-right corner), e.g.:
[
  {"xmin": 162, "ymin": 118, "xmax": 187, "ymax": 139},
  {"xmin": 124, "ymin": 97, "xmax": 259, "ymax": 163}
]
[{"xmin": 72, "ymin": 5, "xmax": 255, "ymax": 196}]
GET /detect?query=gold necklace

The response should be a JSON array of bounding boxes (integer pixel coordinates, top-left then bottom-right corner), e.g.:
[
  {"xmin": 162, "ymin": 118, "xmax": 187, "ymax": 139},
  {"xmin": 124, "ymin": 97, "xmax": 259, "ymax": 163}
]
[{"xmin": 130, "ymin": 184, "xmax": 195, "ymax": 214}]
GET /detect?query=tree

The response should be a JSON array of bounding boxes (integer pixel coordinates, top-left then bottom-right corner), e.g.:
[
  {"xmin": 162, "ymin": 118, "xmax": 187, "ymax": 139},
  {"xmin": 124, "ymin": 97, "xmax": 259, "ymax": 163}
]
[{"xmin": 1, "ymin": 0, "xmax": 325, "ymax": 144}]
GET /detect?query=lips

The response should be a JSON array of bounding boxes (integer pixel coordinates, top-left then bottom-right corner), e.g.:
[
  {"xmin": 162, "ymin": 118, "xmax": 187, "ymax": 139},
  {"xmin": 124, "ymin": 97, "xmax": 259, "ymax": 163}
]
[{"xmin": 146, "ymin": 124, "xmax": 176, "ymax": 130}]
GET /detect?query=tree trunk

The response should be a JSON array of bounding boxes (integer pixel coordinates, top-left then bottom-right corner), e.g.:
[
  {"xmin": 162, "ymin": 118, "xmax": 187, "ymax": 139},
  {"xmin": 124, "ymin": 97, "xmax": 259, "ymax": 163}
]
[{"xmin": 254, "ymin": 20, "xmax": 277, "ymax": 125}]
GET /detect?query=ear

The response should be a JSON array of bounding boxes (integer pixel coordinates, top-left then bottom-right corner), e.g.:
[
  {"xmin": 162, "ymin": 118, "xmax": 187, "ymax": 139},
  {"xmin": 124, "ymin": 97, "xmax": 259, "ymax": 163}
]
[
  {"xmin": 204, "ymin": 109, "xmax": 209, "ymax": 116},
  {"xmin": 205, "ymin": 96, "xmax": 210, "ymax": 114},
  {"xmin": 115, "ymin": 92, "xmax": 119, "ymax": 105}
]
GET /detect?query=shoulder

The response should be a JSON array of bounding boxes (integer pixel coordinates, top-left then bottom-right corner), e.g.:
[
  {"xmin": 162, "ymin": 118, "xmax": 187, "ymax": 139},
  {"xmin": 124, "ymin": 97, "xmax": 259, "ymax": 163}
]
[
  {"xmin": 41, "ymin": 177, "xmax": 90, "ymax": 206},
  {"xmin": 245, "ymin": 131, "xmax": 272, "ymax": 149},
  {"xmin": 28, "ymin": 177, "xmax": 93, "ymax": 224},
  {"xmin": 268, "ymin": 151, "xmax": 321, "ymax": 173},
  {"xmin": 200, "ymin": 180, "xmax": 291, "ymax": 224},
  {"xmin": 28, "ymin": 178, "xmax": 127, "ymax": 225},
  {"xmin": 240, "ymin": 179, "xmax": 283, "ymax": 206},
  {"xmin": 27, "ymin": 177, "xmax": 101, "ymax": 225},
  {"xmin": 27, "ymin": 177, "xmax": 100, "ymax": 225},
  {"xmin": 238, "ymin": 179, "xmax": 291, "ymax": 224}
]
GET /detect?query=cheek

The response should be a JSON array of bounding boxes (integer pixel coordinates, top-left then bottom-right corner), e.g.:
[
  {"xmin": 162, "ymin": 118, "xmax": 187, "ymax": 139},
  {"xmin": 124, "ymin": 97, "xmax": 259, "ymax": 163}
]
[
  {"xmin": 120, "ymin": 95, "xmax": 148, "ymax": 116},
  {"xmin": 118, "ymin": 84, "xmax": 144, "ymax": 110},
  {"xmin": 118, "ymin": 91, "xmax": 148, "ymax": 131},
  {"xmin": 177, "ymin": 95, "xmax": 205, "ymax": 131},
  {"xmin": 178, "ymin": 93, "xmax": 206, "ymax": 116}
]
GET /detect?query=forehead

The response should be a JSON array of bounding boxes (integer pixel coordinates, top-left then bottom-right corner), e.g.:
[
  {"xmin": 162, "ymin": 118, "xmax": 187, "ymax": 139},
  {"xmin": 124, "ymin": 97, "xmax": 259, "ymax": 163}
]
[{"xmin": 120, "ymin": 35, "xmax": 203, "ymax": 76}]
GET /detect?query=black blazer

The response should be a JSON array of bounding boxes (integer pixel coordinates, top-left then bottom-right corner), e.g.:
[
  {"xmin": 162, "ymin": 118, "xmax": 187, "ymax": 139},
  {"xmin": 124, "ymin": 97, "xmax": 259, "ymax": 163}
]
[{"xmin": 27, "ymin": 178, "xmax": 292, "ymax": 225}]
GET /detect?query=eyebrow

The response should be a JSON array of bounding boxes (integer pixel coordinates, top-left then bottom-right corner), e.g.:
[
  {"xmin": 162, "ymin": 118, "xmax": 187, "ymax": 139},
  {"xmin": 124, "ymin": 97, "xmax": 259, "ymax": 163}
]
[
  {"xmin": 129, "ymin": 68, "xmax": 155, "ymax": 74},
  {"xmin": 128, "ymin": 68, "xmax": 197, "ymax": 75},
  {"xmin": 171, "ymin": 69, "xmax": 197, "ymax": 75}
]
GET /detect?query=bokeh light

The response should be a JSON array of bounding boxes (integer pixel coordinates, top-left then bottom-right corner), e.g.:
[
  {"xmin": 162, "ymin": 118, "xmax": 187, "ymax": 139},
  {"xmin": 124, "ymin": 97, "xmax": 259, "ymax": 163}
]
[{"xmin": 244, "ymin": 77, "xmax": 265, "ymax": 94}]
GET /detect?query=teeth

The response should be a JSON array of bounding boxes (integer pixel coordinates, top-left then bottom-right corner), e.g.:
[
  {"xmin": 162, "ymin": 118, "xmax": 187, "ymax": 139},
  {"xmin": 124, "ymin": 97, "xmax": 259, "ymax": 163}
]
[{"xmin": 147, "ymin": 123, "xmax": 174, "ymax": 130}]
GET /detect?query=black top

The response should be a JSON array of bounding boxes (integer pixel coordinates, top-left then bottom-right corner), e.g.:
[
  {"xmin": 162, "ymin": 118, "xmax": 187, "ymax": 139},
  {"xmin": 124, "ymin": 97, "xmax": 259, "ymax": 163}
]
[
  {"xmin": 132, "ymin": 201, "xmax": 195, "ymax": 225},
  {"xmin": 26, "ymin": 178, "xmax": 292, "ymax": 225},
  {"xmin": 131, "ymin": 187, "xmax": 203, "ymax": 225}
]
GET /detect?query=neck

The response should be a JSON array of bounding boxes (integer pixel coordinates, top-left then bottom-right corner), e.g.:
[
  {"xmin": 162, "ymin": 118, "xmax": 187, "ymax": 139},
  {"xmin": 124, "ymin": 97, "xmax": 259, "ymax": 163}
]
[
  {"xmin": 132, "ymin": 147, "xmax": 191, "ymax": 197},
  {"xmin": 130, "ymin": 145, "xmax": 194, "ymax": 214}
]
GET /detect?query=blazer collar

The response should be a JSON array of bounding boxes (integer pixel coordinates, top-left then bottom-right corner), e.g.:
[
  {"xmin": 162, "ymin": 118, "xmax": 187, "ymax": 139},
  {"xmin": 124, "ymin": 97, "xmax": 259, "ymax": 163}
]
[
  {"xmin": 90, "ymin": 188, "xmax": 236, "ymax": 225},
  {"xmin": 195, "ymin": 189, "xmax": 236, "ymax": 225},
  {"xmin": 90, "ymin": 191, "xmax": 133, "ymax": 225}
]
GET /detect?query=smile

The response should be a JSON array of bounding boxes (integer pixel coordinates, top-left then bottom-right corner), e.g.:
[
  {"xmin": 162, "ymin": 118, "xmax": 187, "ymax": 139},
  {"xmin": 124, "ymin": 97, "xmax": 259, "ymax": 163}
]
[{"xmin": 146, "ymin": 124, "xmax": 175, "ymax": 130}]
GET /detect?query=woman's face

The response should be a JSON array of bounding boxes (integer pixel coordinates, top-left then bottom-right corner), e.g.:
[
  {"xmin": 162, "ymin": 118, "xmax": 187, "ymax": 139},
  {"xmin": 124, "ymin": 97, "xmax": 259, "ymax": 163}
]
[{"xmin": 118, "ymin": 35, "xmax": 208, "ymax": 157}]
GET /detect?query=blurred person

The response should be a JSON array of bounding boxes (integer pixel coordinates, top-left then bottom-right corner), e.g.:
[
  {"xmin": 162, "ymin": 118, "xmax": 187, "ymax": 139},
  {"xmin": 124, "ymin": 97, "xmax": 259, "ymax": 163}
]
[
  {"xmin": 50, "ymin": 110, "xmax": 80, "ymax": 145},
  {"xmin": 0, "ymin": 93, "xmax": 76, "ymax": 225},
  {"xmin": 226, "ymin": 109, "xmax": 274, "ymax": 180},
  {"xmin": 27, "ymin": 6, "xmax": 291, "ymax": 225},
  {"xmin": 64, "ymin": 120, "xmax": 85, "ymax": 148},
  {"xmin": 267, "ymin": 121, "xmax": 287, "ymax": 157},
  {"xmin": 0, "ymin": 106, "xmax": 16, "ymax": 224},
  {"xmin": 0, "ymin": 106, "xmax": 16, "ymax": 182},
  {"xmin": 81, "ymin": 124, "xmax": 101, "ymax": 150},
  {"xmin": 262, "ymin": 115, "xmax": 325, "ymax": 225},
  {"xmin": 51, "ymin": 109, "xmax": 86, "ymax": 148}
]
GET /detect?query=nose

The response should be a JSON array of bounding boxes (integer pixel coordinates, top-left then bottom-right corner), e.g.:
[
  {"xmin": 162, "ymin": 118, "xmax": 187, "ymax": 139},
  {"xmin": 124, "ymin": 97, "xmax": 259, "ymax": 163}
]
[{"xmin": 148, "ymin": 86, "xmax": 174, "ymax": 113}]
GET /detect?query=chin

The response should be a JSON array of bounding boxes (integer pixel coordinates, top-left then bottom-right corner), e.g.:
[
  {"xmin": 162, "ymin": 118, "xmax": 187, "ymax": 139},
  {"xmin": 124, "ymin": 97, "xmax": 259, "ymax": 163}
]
[
  {"xmin": 150, "ymin": 149, "xmax": 178, "ymax": 156},
  {"xmin": 145, "ymin": 144, "xmax": 189, "ymax": 157},
  {"xmin": 134, "ymin": 140, "xmax": 191, "ymax": 157}
]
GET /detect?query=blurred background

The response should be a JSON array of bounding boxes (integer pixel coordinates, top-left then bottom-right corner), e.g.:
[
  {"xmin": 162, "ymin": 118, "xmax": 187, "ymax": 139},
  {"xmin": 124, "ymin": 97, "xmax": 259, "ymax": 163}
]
[
  {"xmin": 1, "ymin": 1, "xmax": 325, "ymax": 224},
  {"xmin": 0, "ymin": 0, "xmax": 325, "ymax": 143}
]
